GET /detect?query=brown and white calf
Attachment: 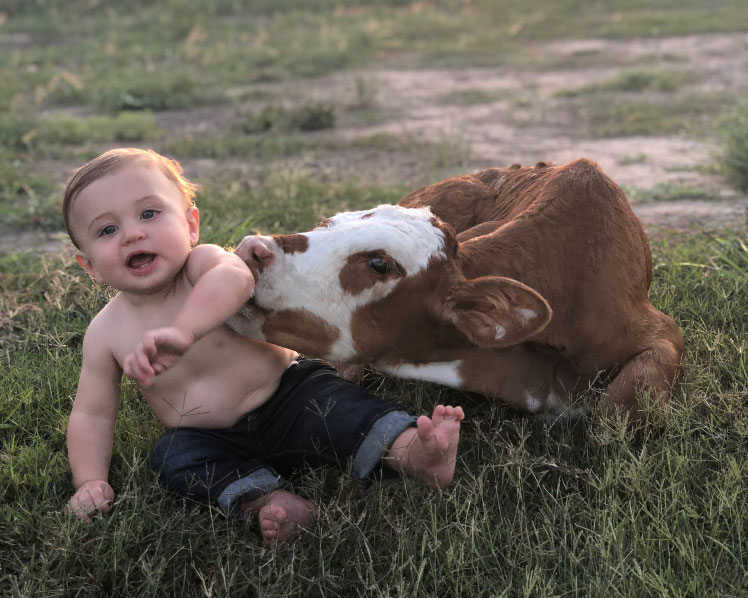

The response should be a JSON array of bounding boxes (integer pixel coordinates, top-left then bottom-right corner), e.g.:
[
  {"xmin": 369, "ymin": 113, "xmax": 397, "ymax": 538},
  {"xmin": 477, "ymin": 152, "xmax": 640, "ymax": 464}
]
[{"xmin": 231, "ymin": 159, "xmax": 684, "ymax": 424}]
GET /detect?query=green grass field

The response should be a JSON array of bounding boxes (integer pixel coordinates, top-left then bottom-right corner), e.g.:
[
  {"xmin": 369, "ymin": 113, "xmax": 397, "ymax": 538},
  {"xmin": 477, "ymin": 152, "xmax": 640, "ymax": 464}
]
[{"xmin": 2, "ymin": 1, "xmax": 747, "ymax": 596}]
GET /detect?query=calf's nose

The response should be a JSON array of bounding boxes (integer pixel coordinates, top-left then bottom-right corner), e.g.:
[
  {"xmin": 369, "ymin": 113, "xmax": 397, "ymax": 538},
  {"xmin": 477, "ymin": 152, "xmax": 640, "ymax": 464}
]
[{"xmin": 234, "ymin": 235, "xmax": 275, "ymax": 274}]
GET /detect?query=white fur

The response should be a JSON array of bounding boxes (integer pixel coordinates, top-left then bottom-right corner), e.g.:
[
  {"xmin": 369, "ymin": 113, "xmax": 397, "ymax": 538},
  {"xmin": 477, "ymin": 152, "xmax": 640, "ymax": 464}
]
[
  {"xmin": 524, "ymin": 387, "xmax": 587, "ymax": 421},
  {"xmin": 227, "ymin": 305, "xmax": 266, "ymax": 340},
  {"xmin": 252, "ymin": 205, "xmax": 446, "ymax": 361},
  {"xmin": 381, "ymin": 361, "xmax": 463, "ymax": 388},
  {"xmin": 544, "ymin": 389, "xmax": 586, "ymax": 421},
  {"xmin": 524, "ymin": 390, "xmax": 544, "ymax": 413},
  {"xmin": 515, "ymin": 308, "xmax": 536, "ymax": 322}
]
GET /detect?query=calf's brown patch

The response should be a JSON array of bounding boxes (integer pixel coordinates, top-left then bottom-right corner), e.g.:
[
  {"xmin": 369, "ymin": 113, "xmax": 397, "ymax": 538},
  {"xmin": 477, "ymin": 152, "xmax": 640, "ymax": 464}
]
[
  {"xmin": 262, "ymin": 308, "xmax": 340, "ymax": 358},
  {"xmin": 339, "ymin": 250, "xmax": 405, "ymax": 296},
  {"xmin": 274, "ymin": 234, "xmax": 309, "ymax": 254}
]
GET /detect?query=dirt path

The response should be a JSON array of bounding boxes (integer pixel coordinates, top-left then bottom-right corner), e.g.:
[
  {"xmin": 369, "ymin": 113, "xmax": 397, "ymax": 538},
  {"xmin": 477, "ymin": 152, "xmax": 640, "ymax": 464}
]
[
  {"xmin": 5, "ymin": 33, "xmax": 747, "ymax": 256},
  {"xmin": 232, "ymin": 32, "xmax": 747, "ymax": 234}
]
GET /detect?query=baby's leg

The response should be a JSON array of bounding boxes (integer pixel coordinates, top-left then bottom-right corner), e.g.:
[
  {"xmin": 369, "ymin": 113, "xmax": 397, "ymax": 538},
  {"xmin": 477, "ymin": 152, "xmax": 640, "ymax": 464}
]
[
  {"xmin": 240, "ymin": 489, "xmax": 317, "ymax": 545},
  {"xmin": 385, "ymin": 405, "xmax": 464, "ymax": 488}
]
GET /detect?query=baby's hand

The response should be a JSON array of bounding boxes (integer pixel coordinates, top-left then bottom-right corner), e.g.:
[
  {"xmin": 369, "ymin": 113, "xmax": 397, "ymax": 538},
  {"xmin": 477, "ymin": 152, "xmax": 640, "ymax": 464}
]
[
  {"xmin": 123, "ymin": 327, "xmax": 194, "ymax": 387},
  {"xmin": 67, "ymin": 480, "xmax": 114, "ymax": 523}
]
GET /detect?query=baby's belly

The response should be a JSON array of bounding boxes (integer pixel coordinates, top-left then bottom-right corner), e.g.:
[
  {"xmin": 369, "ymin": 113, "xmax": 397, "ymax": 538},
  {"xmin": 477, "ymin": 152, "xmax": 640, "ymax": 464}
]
[
  {"xmin": 143, "ymin": 331, "xmax": 296, "ymax": 428},
  {"xmin": 148, "ymin": 378, "xmax": 278, "ymax": 428}
]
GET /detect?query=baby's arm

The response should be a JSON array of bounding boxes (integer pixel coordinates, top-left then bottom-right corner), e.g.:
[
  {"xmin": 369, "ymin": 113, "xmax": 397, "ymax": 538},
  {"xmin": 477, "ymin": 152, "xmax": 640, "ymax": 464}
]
[
  {"xmin": 124, "ymin": 244, "xmax": 254, "ymax": 386},
  {"xmin": 67, "ymin": 315, "xmax": 122, "ymax": 522}
]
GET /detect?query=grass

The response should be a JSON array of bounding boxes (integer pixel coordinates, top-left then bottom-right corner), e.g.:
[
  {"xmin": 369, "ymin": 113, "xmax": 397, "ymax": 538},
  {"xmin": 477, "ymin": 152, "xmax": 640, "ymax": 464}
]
[
  {"xmin": 2, "ymin": 232, "xmax": 747, "ymax": 597},
  {"xmin": 558, "ymin": 68, "xmax": 693, "ymax": 97},
  {"xmin": 441, "ymin": 88, "xmax": 507, "ymax": 106},
  {"xmin": 721, "ymin": 103, "xmax": 748, "ymax": 192},
  {"xmin": 4, "ymin": 1, "xmax": 748, "ymax": 113},
  {"xmin": 0, "ymin": 156, "xmax": 61, "ymax": 230},
  {"xmin": 19, "ymin": 111, "xmax": 162, "ymax": 147},
  {"xmin": 582, "ymin": 93, "xmax": 738, "ymax": 138},
  {"xmin": 195, "ymin": 171, "xmax": 407, "ymax": 245},
  {"xmin": 623, "ymin": 182, "xmax": 723, "ymax": 204},
  {"xmin": 242, "ymin": 103, "xmax": 337, "ymax": 134},
  {"xmin": 2, "ymin": 0, "xmax": 747, "ymax": 596}
]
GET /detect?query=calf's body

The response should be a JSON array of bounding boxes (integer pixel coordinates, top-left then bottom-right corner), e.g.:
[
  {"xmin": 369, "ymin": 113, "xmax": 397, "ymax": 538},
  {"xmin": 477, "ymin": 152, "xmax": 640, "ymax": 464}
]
[{"xmin": 231, "ymin": 159, "xmax": 684, "ymax": 423}]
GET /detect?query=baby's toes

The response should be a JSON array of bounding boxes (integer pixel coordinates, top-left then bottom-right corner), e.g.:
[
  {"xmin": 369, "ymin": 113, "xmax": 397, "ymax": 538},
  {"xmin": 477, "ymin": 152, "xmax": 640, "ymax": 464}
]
[
  {"xmin": 416, "ymin": 415, "xmax": 435, "ymax": 441},
  {"xmin": 431, "ymin": 404, "xmax": 447, "ymax": 424},
  {"xmin": 260, "ymin": 505, "xmax": 286, "ymax": 534}
]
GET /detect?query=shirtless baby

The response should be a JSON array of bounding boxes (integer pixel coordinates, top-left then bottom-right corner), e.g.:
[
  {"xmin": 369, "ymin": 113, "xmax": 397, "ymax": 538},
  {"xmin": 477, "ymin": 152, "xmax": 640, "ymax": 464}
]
[{"xmin": 63, "ymin": 148, "xmax": 464, "ymax": 543}]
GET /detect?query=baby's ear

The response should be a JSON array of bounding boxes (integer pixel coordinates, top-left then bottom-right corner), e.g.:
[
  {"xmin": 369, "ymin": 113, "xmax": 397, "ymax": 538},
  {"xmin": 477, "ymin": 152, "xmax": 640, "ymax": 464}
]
[
  {"xmin": 76, "ymin": 253, "xmax": 102, "ymax": 283},
  {"xmin": 187, "ymin": 206, "xmax": 200, "ymax": 246}
]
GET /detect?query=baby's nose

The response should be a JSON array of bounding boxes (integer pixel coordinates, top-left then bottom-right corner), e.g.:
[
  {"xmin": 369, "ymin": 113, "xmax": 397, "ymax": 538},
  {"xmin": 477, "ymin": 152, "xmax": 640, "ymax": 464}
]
[{"xmin": 122, "ymin": 224, "xmax": 145, "ymax": 243}]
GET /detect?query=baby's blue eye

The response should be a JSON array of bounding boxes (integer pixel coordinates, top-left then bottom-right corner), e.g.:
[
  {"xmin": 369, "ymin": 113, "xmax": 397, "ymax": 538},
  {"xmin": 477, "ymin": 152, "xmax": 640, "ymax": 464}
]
[
  {"xmin": 141, "ymin": 209, "xmax": 157, "ymax": 220},
  {"xmin": 99, "ymin": 225, "xmax": 116, "ymax": 237}
]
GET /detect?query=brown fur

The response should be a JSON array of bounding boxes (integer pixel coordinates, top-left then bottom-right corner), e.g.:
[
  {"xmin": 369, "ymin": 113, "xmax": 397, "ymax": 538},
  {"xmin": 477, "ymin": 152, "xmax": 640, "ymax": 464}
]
[
  {"xmin": 400, "ymin": 158, "xmax": 683, "ymax": 423},
  {"xmin": 262, "ymin": 309, "xmax": 340, "ymax": 357},
  {"xmin": 274, "ymin": 234, "xmax": 309, "ymax": 254},
  {"xmin": 240, "ymin": 159, "xmax": 683, "ymax": 425},
  {"xmin": 338, "ymin": 250, "xmax": 405, "ymax": 296}
]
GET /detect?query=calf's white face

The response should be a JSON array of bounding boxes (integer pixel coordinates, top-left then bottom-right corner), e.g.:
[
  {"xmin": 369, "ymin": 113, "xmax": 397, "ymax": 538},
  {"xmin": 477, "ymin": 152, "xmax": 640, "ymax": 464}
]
[
  {"xmin": 231, "ymin": 203, "xmax": 552, "ymax": 366},
  {"xmin": 236, "ymin": 204, "xmax": 448, "ymax": 361}
]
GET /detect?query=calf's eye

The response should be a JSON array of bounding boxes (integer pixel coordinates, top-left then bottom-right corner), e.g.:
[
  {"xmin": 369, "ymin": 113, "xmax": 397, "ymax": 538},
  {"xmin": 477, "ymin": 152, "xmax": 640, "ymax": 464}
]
[{"xmin": 367, "ymin": 257, "xmax": 389, "ymax": 275}]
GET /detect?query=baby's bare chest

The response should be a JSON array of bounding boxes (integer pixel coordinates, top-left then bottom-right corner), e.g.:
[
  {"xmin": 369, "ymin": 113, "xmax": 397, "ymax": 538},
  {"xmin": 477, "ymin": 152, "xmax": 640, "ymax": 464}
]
[{"xmin": 109, "ymin": 296, "xmax": 186, "ymax": 367}]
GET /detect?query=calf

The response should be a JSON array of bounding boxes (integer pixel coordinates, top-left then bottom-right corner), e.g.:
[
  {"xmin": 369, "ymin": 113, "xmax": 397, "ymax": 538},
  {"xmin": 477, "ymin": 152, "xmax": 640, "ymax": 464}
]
[{"xmin": 230, "ymin": 159, "xmax": 684, "ymax": 424}]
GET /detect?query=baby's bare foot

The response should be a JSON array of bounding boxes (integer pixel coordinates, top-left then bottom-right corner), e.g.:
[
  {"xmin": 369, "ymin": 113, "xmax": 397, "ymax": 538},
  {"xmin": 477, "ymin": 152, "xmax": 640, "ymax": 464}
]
[
  {"xmin": 388, "ymin": 405, "xmax": 465, "ymax": 488},
  {"xmin": 245, "ymin": 489, "xmax": 316, "ymax": 544}
]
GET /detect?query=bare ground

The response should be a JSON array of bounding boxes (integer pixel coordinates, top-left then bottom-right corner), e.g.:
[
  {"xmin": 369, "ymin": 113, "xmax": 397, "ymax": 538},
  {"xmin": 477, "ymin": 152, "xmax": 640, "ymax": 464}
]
[
  {"xmin": 6, "ymin": 32, "xmax": 747, "ymax": 256},
  {"xmin": 188, "ymin": 32, "xmax": 748, "ymax": 234},
  {"xmin": 286, "ymin": 33, "xmax": 748, "ymax": 234}
]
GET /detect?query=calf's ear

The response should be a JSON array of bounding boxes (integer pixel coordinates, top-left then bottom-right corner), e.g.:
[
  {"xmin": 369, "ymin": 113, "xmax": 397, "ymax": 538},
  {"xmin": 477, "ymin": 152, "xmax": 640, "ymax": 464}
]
[{"xmin": 444, "ymin": 276, "xmax": 551, "ymax": 348}]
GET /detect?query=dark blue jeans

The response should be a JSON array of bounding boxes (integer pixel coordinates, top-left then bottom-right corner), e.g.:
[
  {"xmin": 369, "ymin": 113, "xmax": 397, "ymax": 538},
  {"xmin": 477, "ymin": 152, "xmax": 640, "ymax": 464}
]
[{"xmin": 150, "ymin": 358, "xmax": 416, "ymax": 513}]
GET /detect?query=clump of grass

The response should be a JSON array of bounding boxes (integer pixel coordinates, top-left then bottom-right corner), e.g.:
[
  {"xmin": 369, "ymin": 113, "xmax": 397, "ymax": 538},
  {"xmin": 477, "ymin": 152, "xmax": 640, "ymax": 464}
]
[
  {"xmin": 92, "ymin": 71, "xmax": 222, "ymax": 112},
  {"xmin": 35, "ymin": 111, "xmax": 162, "ymax": 146},
  {"xmin": 0, "ymin": 156, "xmax": 61, "ymax": 229},
  {"xmin": 0, "ymin": 110, "xmax": 160, "ymax": 155},
  {"xmin": 292, "ymin": 102, "xmax": 336, "ymax": 131},
  {"xmin": 242, "ymin": 102, "xmax": 336, "ymax": 134},
  {"xmin": 442, "ymin": 88, "xmax": 504, "ymax": 106},
  {"xmin": 583, "ymin": 94, "xmax": 730, "ymax": 137},
  {"xmin": 611, "ymin": 67, "xmax": 691, "ymax": 92},
  {"xmin": 351, "ymin": 75, "xmax": 379, "ymax": 110},
  {"xmin": 623, "ymin": 182, "xmax": 720, "ymax": 204},
  {"xmin": 618, "ymin": 153, "xmax": 648, "ymax": 165},
  {"xmin": 161, "ymin": 132, "xmax": 314, "ymax": 160},
  {"xmin": 428, "ymin": 128, "xmax": 473, "ymax": 170},
  {"xmin": 721, "ymin": 103, "xmax": 748, "ymax": 192},
  {"xmin": 0, "ymin": 115, "xmax": 39, "ymax": 151},
  {"xmin": 559, "ymin": 68, "xmax": 692, "ymax": 97}
]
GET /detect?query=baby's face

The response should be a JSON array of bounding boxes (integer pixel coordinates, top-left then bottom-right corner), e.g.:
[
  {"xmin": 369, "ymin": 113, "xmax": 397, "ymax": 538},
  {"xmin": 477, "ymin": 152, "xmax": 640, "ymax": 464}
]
[{"xmin": 70, "ymin": 162, "xmax": 199, "ymax": 295}]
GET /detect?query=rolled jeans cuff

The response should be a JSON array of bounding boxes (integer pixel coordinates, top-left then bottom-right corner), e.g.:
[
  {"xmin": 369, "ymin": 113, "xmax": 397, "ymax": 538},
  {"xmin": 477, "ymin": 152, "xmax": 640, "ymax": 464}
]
[
  {"xmin": 351, "ymin": 409, "xmax": 417, "ymax": 492},
  {"xmin": 216, "ymin": 468, "xmax": 288, "ymax": 513}
]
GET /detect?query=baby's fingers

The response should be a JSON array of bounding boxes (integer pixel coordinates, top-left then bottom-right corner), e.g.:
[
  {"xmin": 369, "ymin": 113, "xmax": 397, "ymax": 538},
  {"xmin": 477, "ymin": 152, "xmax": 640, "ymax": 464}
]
[
  {"xmin": 123, "ymin": 353, "xmax": 153, "ymax": 387},
  {"xmin": 67, "ymin": 490, "xmax": 112, "ymax": 523},
  {"xmin": 91, "ymin": 492, "xmax": 113, "ymax": 515},
  {"xmin": 142, "ymin": 333, "xmax": 159, "ymax": 362},
  {"xmin": 66, "ymin": 496, "xmax": 93, "ymax": 523},
  {"xmin": 122, "ymin": 353, "xmax": 137, "ymax": 380},
  {"xmin": 134, "ymin": 347, "xmax": 156, "ymax": 378}
]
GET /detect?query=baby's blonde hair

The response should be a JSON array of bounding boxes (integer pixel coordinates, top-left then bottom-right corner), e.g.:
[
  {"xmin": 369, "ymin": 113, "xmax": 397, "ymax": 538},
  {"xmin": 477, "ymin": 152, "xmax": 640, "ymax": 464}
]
[{"xmin": 63, "ymin": 148, "xmax": 198, "ymax": 249}]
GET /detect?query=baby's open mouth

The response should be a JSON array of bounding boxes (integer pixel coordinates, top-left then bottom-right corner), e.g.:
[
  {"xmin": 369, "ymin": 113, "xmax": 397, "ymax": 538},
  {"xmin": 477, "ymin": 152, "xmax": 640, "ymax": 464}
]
[{"xmin": 127, "ymin": 252, "xmax": 156, "ymax": 269}]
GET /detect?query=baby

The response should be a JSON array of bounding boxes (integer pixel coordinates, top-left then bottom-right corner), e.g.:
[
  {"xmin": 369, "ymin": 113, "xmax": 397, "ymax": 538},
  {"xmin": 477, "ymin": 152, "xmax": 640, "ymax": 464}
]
[{"xmin": 63, "ymin": 147, "xmax": 464, "ymax": 543}]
